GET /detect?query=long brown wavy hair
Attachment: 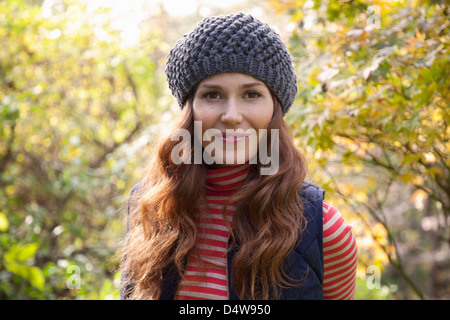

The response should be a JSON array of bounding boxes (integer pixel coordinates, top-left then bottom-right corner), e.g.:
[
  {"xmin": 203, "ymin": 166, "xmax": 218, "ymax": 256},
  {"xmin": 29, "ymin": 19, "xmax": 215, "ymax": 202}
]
[{"xmin": 121, "ymin": 94, "xmax": 308, "ymax": 300}]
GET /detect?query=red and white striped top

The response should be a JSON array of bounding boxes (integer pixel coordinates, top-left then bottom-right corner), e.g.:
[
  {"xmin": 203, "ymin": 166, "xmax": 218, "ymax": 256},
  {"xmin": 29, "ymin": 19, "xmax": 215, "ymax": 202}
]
[{"xmin": 175, "ymin": 164, "xmax": 357, "ymax": 300}]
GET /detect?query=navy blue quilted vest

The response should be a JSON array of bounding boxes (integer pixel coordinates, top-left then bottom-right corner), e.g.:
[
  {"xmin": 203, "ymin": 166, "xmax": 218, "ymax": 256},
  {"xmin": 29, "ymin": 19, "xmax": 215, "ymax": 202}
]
[{"xmin": 122, "ymin": 181, "xmax": 325, "ymax": 300}]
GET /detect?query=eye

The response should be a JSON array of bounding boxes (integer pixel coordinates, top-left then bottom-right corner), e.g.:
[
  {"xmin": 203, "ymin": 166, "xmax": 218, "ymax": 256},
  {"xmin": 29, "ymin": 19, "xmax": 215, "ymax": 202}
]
[
  {"xmin": 203, "ymin": 91, "xmax": 221, "ymax": 100},
  {"xmin": 244, "ymin": 91, "xmax": 262, "ymax": 99}
]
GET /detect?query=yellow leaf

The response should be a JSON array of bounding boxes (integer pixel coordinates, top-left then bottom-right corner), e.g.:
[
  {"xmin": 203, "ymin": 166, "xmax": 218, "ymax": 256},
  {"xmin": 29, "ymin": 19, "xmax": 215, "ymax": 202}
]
[
  {"xmin": 431, "ymin": 109, "xmax": 443, "ymax": 122},
  {"xmin": 0, "ymin": 212, "xmax": 9, "ymax": 232},
  {"xmin": 113, "ymin": 128, "xmax": 126, "ymax": 142},
  {"xmin": 373, "ymin": 245, "xmax": 389, "ymax": 265},
  {"xmin": 355, "ymin": 191, "xmax": 368, "ymax": 202},
  {"xmin": 368, "ymin": 178, "xmax": 377, "ymax": 189},
  {"xmin": 426, "ymin": 167, "xmax": 443, "ymax": 179},
  {"xmin": 5, "ymin": 185, "xmax": 15, "ymax": 196},
  {"xmin": 398, "ymin": 172, "xmax": 415, "ymax": 183},
  {"xmin": 339, "ymin": 182, "xmax": 355, "ymax": 196},
  {"xmin": 372, "ymin": 222, "xmax": 388, "ymax": 245},
  {"xmin": 415, "ymin": 29, "xmax": 426, "ymax": 42},
  {"xmin": 346, "ymin": 59, "xmax": 357, "ymax": 74}
]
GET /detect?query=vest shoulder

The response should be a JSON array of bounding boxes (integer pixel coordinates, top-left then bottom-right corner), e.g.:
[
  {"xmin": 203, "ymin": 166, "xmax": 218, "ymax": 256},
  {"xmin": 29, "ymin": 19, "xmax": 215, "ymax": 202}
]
[
  {"xmin": 299, "ymin": 181, "xmax": 325, "ymax": 213},
  {"xmin": 300, "ymin": 181, "xmax": 325, "ymax": 199}
]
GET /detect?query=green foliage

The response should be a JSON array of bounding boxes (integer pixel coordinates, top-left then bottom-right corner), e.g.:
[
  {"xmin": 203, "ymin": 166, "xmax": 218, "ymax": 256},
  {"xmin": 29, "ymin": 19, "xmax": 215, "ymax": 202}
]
[
  {"xmin": 0, "ymin": 0, "xmax": 173, "ymax": 299},
  {"xmin": 278, "ymin": 0, "xmax": 449, "ymax": 299},
  {"xmin": 354, "ymin": 278, "xmax": 392, "ymax": 300},
  {"xmin": 4, "ymin": 243, "xmax": 44, "ymax": 291}
]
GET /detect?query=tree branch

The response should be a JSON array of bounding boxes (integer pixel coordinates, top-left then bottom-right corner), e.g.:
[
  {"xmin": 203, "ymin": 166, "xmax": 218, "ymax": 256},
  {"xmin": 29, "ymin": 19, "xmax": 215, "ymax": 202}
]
[
  {"xmin": 319, "ymin": 161, "xmax": 426, "ymax": 299},
  {"xmin": 89, "ymin": 123, "xmax": 141, "ymax": 169}
]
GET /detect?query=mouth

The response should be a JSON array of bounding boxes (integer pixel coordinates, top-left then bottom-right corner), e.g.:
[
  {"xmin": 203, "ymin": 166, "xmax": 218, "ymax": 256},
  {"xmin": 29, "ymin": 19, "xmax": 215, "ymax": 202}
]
[{"xmin": 218, "ymin": 131, "xmax": 251, "ymax": 144}]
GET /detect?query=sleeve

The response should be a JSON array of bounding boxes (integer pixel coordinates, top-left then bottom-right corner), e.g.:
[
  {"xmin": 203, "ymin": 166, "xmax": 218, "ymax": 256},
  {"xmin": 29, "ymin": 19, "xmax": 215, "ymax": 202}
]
[{"xmin": 322, "ymin": 201, "xmax": 358, "ymax": 300}]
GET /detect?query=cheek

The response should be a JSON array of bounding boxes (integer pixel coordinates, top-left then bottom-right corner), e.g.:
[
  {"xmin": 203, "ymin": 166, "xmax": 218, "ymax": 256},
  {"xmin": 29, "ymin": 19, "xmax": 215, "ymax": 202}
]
[
  {"xmin": 251, "ymin": 102, "xmax": 274, "ymax": 151},
  {"xmin": 252, "ymin": 102, "xmax": 274, "ymax": 130},
  {"xmin": 193, "ymin": 105, "xmax": 215, "ymax": 148},
  {"xmin": 193, "ymin": 103, "xmax": 215, "ymax": 127}
]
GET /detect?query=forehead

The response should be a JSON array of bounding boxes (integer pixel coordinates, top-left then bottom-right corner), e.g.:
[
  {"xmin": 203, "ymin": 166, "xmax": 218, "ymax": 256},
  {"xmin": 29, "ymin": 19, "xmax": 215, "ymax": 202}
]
[{"xmin": 199, "ymin": 73, "xmax": 266, "ymax": 87}]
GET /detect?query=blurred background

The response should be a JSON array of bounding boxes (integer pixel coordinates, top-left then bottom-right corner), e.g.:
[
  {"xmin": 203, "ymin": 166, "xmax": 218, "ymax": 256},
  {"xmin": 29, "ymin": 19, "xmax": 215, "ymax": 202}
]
[{"xmin": 0, "ymin": 0, "xmax": 448, "ymax": 300}]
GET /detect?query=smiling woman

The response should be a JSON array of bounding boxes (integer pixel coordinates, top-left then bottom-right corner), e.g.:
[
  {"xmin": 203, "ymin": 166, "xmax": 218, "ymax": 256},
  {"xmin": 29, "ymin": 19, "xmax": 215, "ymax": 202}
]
[
  {"xmin": 120, "ymin": 12, "xmax": 357, "ymax": 300},
  {"xmin": 192, "ymin": 73, "xmax": 275, "ymax": 169}
]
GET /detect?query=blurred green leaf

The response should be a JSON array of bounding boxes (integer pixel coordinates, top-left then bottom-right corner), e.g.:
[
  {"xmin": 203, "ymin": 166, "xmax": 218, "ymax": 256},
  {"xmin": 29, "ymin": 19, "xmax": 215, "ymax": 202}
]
[
  {"xmin": 5, "ymin": 263, "xmax": 45, "ymax": 291},
  {"xmin": 0, "ymin": 212, "xmax": 8, "ymax": 232},
  {"xmin": 5, "ymin": 243, "xmax": 39, "ymax": 263}
]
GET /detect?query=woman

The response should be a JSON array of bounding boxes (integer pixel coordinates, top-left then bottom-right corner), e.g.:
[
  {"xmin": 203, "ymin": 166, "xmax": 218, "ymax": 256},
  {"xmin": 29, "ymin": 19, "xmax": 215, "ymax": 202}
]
[{"xmin": 121, "ymin": 12, "xmax": 357, "ymax": 300}]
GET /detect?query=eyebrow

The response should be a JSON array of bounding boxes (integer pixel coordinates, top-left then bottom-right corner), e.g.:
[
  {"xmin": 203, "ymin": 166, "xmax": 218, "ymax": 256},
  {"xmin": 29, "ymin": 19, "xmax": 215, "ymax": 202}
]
[{"xmin": 198, "ymin": 82, "xmax": 265, "ymax": 90}]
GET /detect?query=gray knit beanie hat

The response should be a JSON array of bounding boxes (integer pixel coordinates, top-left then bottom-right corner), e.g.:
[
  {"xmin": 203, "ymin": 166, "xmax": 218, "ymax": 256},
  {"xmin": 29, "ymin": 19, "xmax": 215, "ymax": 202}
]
[{"xmin": 165, "ymin": 12, "xmax": 297, "ymax": 115}]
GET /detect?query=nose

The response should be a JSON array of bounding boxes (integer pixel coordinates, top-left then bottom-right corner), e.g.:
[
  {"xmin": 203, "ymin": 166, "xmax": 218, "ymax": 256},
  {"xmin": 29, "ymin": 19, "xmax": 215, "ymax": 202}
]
[{"xmin": 221, "ymin": 98, "xmax": 243, "ymax": 124}]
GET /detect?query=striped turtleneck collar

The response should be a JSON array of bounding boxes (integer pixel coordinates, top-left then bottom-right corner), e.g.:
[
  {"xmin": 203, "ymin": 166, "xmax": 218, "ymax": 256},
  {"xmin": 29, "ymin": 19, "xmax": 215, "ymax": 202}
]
[{"xmin": 205, "ymin": 164, "xmax": 252, "ymax": 192}]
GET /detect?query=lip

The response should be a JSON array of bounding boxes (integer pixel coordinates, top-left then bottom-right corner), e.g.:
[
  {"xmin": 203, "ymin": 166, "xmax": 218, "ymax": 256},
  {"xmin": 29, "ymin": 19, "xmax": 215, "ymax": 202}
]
[{"xmin": 218, "ymin": 131, "xmax": 250, "ymax": 144}]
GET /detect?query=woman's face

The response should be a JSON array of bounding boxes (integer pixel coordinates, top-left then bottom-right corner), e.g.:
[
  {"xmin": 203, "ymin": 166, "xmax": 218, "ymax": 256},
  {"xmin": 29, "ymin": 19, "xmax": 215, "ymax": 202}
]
[{"xmin": 192, "ymin": 73, "xmax": 274, "ymax": 166}]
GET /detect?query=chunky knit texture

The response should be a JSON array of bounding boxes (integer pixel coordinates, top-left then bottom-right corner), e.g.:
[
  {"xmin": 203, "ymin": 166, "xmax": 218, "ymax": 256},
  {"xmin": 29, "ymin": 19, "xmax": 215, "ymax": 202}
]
[{"xmin": 165, "ymin": 12, "xmax": 298, "ymax": 114}]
